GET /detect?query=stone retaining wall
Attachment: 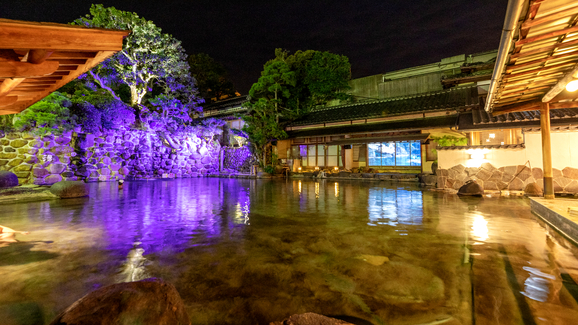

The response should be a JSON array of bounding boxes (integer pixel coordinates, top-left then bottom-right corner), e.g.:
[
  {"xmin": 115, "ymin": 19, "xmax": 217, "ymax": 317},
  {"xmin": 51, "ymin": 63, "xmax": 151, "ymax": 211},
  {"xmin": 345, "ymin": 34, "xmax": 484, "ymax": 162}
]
[
  {"xmin": 436, "ymin": 162, "xmax": 578, "ymax": 194},
  {"xmin": 0, "ymin": 129, "xmax": 221, "ymax": 185}
]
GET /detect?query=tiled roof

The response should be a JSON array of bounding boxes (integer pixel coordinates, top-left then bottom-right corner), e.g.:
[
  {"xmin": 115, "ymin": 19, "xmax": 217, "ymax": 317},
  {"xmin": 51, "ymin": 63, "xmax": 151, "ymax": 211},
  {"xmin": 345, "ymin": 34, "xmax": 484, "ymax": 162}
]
[
  {"xmin": 289, "ymin": 86, "xmax": 479, "ymax": 127},
  {"xmin": 471, "ymin": 107, "xmax": 578, "ymax": 125},
  {"xmin": 202, "ymin": 95, "xmax": 248, "ymax": 110},
  {"xmin": 438, "ymin": 144, "xmax": 525, "ymax": 150},
  {"xmin": 287, "ymin": 115, "xmax": 457, "ymax": 138},
  {"xmin": 458, "ymin": 107, "xmax": 578, "ymax": 130}
]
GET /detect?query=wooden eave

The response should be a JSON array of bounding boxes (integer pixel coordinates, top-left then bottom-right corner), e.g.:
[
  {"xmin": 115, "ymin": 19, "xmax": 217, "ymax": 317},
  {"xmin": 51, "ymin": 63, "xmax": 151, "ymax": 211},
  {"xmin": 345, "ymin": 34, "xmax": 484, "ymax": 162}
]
[
  {"xmin": 491, "ymin": 0, "xmax": 578, "ymax": 115},
  {"xmin": 0, "ymin": 18, "xmax": 129, "ymax": 115}
]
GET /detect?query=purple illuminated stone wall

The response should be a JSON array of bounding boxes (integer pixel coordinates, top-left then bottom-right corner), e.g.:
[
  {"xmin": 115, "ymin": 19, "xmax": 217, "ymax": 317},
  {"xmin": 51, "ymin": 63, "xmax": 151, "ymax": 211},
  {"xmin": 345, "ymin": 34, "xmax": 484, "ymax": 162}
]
[
  {"xmin": 223, "ymin": 146, "xmax": 252, "ymax": 173},
  {"xmin": 0, "ymin": 129, "xmax": 221, "ymax": 185}
]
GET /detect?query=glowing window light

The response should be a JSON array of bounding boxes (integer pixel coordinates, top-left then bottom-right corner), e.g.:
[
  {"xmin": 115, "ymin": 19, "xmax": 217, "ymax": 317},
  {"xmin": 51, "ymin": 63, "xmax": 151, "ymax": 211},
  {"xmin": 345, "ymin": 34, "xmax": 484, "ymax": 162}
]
[
  {"xmin": 566, "ymin": 80, "xmax": 578, "ymax": 92},
  {"xmin": 489, "ymin": 133, "xmax": 495, "ymax": 139}
]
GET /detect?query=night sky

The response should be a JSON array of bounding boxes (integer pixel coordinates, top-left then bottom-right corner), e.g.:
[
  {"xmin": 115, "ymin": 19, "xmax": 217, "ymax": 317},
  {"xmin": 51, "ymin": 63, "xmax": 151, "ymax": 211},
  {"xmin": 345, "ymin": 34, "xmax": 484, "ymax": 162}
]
[{"xmin": 3, "ymin": 0, "xmax": 508, "ymax": 94}]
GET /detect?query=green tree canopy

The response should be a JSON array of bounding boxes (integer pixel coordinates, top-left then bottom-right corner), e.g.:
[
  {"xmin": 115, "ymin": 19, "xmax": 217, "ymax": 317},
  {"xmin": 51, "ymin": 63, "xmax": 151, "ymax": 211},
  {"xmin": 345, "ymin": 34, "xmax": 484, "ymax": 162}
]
[
  {"xmin": 188, "ymin": 53, "xmax": 238, "ymax": 103},
  {"xmin": 243, "ymin": 49, "xmax": 352, "ymax": 165},
  {"xmin": 73, "ymin": 4, "xmax": 201, "ymax": 124}
]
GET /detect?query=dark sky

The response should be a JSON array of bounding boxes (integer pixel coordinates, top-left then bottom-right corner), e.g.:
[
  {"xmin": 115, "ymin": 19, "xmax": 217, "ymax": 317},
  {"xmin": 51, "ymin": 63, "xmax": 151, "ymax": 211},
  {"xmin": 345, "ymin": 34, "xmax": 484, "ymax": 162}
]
[{"xmin": 3, "ymin": 0, "xmax": 508, "ymax": 94}]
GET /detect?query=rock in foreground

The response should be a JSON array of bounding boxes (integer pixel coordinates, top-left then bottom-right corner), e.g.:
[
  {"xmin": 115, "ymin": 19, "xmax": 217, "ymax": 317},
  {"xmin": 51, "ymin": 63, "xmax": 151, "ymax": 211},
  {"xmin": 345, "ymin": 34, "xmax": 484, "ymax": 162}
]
[
  {"xmin": 49, "ymin": 278, "xmax": 190, "ymax": 325},
  {"xmin": 457, "ymin": 181, "xmax": 483, "ymax": 196},
  {"xmin": 49, "ymin": 181, "xmax": 89, "ymax": 198},
  {"xmin": 270, "ymin": 313, "xmax": 354, "ymax": 325},
  {"xmin": 0, "ymin": 171, "xmax": 18, "ymax": 188}
]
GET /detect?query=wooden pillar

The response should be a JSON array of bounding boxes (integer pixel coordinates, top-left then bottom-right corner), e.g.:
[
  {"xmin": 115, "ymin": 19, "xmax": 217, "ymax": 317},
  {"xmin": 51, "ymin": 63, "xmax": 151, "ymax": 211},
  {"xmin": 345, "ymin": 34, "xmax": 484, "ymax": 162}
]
[{"xmin": 540, "ymin": 103, "xmax": 554, "ymax": 199}]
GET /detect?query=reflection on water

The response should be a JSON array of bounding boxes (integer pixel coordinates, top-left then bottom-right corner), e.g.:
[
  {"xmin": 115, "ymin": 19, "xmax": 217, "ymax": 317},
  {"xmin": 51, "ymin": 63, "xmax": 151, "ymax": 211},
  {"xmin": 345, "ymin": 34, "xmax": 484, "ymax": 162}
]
[
  {"xmin": 1, "ymin": 178, "xmax": 577, "ymax": 324},
  {"xmin": 521, "ymin": 266, "xmax": 555, "ymax": 302},
  {"xmin": 471, "ymin": 214, "xmax": 489, "ymax": 242},
  {"xmin": 367, "ymin": 187, "xmax": 423, "ymax": 226}
]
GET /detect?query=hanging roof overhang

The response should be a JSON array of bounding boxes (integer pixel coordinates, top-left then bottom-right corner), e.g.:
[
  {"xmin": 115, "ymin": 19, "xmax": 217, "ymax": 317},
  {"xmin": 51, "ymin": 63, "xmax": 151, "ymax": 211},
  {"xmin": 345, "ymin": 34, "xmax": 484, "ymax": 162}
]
[
  {"xmin": 485, "ymin": 0, "xmax": 578, "ymax": 115},
  {"xmin": 0, "ymin": 18, "xmax": 129, "ymax": 115}
]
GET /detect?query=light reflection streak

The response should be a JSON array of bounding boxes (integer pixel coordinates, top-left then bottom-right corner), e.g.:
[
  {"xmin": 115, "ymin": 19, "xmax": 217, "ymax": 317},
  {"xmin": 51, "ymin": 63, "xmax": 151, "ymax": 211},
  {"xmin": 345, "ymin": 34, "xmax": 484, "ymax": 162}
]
[
  {"xmin": 298, "ymin": 180, "xmax": 302, "ymax": 195},
  {"xmin": 521, "ymin": 266, "xmax": 555, "ymax": 302},
  {"xmin": 315, "ymin": 182, "xmax": 320, "ymax": 199},
  {"xmin": 334, "ymin": 182, "xmax": 339, "ymax": 198},
  {"xmin": 471, "ymin": 214, "xmax": 488, "ymax": 241}
]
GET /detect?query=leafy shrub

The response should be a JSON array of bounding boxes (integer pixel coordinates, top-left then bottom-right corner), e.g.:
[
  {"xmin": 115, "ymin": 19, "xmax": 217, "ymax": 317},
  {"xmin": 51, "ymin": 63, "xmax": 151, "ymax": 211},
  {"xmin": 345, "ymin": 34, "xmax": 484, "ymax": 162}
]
[{"xmin": 13, "ymin": 92, "xmax": 77, "ymax": 135}]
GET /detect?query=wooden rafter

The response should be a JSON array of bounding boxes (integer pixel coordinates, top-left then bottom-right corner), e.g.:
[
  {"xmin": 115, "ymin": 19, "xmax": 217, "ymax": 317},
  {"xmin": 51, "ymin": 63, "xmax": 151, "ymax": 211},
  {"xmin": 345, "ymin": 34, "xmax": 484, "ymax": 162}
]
[
  {"xmin": 521, "ymin": 3, "xmax": 578, "ymax": 30},
  {"xmin": 515, "ymin": 25, "xmax": 578, "ymax": 48},
  {"xmin": 502, "ymin": 61, "xmax": 575, "ymax": 81},
  {"xmin": 510, "ymin": 38, "xmax": 578, "ymax": 62},
  {"xmin": 0, "ymin": 18, "xmax": 128, "ymax": 115},
  {"xmin": 0, "ymin": 96, "xmax": 18, "ymax": 107},
  {"xmin": 505, "ymin": 51, "xmax": 578, "ymax": 73}
]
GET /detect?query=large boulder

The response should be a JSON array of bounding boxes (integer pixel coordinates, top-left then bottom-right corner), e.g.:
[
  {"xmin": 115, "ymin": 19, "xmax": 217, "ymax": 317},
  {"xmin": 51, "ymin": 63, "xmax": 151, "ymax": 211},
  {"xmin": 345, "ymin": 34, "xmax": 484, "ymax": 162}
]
[
  {"xmin": 524, "ymin": 182, "xmax": 543, "ymax": 197},
  {"xmin": 0, "ymin": 171, "xmax": 18, "ymax": 188},
  {"xmin": 49, "ymin": 278, "xmax": 189, "ymax": 325},
  {"xmin": 49, "ymin": 181, "xmax": 89, "ymax": 198},
  {"xmin": 457, "ymin": 180, "xmax": 483, "ymax": 196},
  {"xmin": 270, "ymin": 313, "xmax": 354, "ymax": 325}
]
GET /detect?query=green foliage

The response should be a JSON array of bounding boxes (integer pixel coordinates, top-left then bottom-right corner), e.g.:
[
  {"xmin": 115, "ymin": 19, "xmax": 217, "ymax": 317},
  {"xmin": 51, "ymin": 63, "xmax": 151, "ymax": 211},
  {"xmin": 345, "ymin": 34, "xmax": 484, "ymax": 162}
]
[
  {"xmin": 244, "ymin": 49, "xmax": 351, "ymax": 166},
  {"xmin": 242, "ymin": 98, "xmax": 287, "ymax": 165},
  {"xmin": 431, "ymin": 135, "xmax": 468, "ymax": 147},
  {"xmin": 188, "ymin": 53, "xmax": 237, "ymax": 103},
  {"xmin": 73, "ymin": 4, "xmax": 201, "ymax": 123},
  {"xmin": 249, "ymin": 49, "xmax": 351, "ymax": 121},
  {"xmin": 13, "ymin": 92, "xmax": 76, "ymax": 135},
  {"xmin": 263, "ymin": 165, "xmax": 276, "ymax": 174},
  {"xmin": 430, "ymin": 135, "xmax": 468, "ymax": 159}
]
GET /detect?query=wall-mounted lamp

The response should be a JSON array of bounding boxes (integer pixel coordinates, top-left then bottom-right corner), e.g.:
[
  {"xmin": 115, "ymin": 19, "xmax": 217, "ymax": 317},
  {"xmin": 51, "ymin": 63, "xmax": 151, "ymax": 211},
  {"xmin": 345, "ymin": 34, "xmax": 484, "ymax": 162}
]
[
  {"xmin": 298, "ymin": 167, "xmax": 302, "ymax": 172},
  {"xmin": 566, "ymin": 80, "xmax": 578, "ymax": 92},
  {"xmin": 466, "ymin": 148, "xmax": 489, "ymax": 168}
]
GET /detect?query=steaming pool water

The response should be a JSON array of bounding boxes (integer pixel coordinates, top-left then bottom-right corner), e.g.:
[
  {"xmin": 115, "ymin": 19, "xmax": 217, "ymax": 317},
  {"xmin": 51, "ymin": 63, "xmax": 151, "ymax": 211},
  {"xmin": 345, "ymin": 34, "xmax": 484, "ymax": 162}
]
[{"xmin": 1, "ymin": 178, "xmax": 578, "ymax": 324}]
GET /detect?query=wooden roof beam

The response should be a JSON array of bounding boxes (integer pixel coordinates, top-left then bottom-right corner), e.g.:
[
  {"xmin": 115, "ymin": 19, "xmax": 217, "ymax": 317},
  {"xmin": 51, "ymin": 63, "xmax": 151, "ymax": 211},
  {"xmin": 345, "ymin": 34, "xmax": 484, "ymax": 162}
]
[
  {"xmin": 505, "ymin": 51, "xmax": 578, "ymax": 73},
  {"xmin": 0, "ymin": 60, "xmax": 58, "ymax": 78},
  {"xmin": 1, "ymin": 50, "xmax": 117, "ymax": 113},
  {"xmin": 0, "ymin": 96, "xmax": 18, "ymax": 107},
  {"xmin": 515, "ymin": 25, "xmax": 578, "ymax": 48},
  {"xmin": 542, "ymin": 64, "xmax": 578, "ymax": 102},
  {"xmin": 0, "ymin": 78, "xmax": 25, "ymax": 96},
  {"xmin": 550, "ymin": 101, "xmax": 578, "ymax": 109},
  {"xmin": 503, "ymin": 61, "xmax": 574, "ymax": 81},
  {"xmin": 510, "ymin": 38, "xmax": 578, "ymax": 62},
  {"xmin": 0, "ymin": 19, "xmax": 129, "ymax": 51},
  {"xmin": 521, "ymin": 3, "xmax": 578, "ymax": 30},
  {"xmin": 492, "ymin": 100, "xmax": 542, "ymax": 116}
]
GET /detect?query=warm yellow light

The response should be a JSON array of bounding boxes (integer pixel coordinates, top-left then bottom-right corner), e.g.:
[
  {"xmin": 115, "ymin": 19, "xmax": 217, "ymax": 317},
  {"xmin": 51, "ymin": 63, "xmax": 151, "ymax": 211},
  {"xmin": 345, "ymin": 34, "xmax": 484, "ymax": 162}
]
[
  {"xmin": 298, "ymin": 167, "xmax": 302, "ymax": 171},
  {"xmin": 472, "ymin": 214, "xmax": 489, "ymax": 242},
  {"xmin": 334, "ymin": 166, "xmax": 339, "ymax": 171},
  {"xmin": 567, "ymin": 80, "xmax": 578, "ymax": 92},
  {"xmin": 465, "ymin": 148, "xmax": 489, "ymax": 168},
  {"xmin": 315, "ymin": 166, "xmax": 320, "ymax": 170}
]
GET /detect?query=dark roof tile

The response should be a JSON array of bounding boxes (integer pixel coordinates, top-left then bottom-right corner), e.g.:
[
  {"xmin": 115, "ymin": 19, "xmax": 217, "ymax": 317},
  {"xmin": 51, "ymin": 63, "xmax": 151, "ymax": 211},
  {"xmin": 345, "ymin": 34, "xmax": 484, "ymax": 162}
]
[{"xmin": 289, "ymin": 86, "xmax": 480, "ymax": 126}]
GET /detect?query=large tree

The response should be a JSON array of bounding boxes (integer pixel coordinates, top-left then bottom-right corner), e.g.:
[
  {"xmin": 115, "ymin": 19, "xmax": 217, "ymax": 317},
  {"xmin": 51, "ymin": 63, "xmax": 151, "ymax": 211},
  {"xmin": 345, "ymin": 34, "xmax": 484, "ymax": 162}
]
[
  {"xmin": 73, "ymin": 4, "xmax": 201, "ymax": 126},
  {"xmin": 243, "ymin": 49, "xmax": 352, "ymax": 166},
  {"xmin": 188, "ymin": 53, "xmax": 238, "ymax": 103}
]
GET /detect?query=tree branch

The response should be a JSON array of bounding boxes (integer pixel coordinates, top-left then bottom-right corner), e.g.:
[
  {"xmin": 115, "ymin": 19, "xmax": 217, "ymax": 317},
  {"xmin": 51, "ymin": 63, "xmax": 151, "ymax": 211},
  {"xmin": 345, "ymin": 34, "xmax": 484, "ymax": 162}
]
[{"xmin": 88, "ymin": 70, "xmax": 122, "ymax": 101}]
